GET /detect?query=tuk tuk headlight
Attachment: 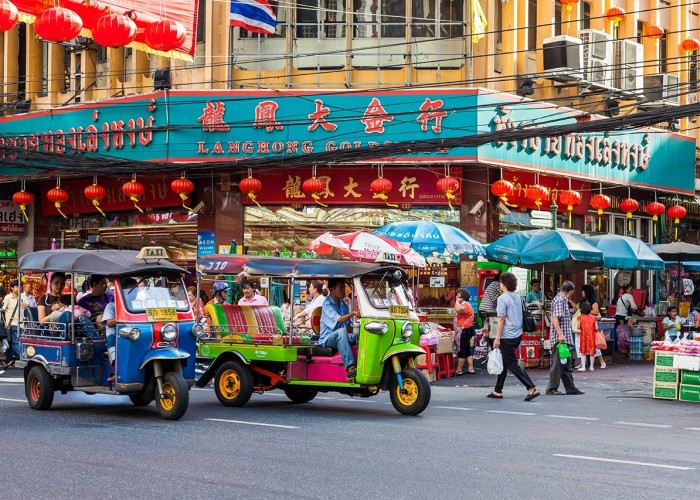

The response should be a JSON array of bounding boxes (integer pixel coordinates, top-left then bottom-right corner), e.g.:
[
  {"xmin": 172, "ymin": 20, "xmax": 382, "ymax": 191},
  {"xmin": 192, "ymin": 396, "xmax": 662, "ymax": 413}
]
[
  {"xmin": 119, "ymin": 327, "xmax": 140, "ymax": 341},
  {"xmin": 161, "ymin": 323, "xmax": 177, "ymax": 341},
  {"xmin": 192, "ymin": 323, "xmax": 206, "ymax": 339},
  {"xmin": 420, "ymin": 323, "xmax": 430, "ymax": 335},
  {"xmin": 365, "ymin": 321, "xmax": 389, "ymax": 334},
  {"xmin": 401, "ymin": 322, "xmax": 414, "ymax": 339}
]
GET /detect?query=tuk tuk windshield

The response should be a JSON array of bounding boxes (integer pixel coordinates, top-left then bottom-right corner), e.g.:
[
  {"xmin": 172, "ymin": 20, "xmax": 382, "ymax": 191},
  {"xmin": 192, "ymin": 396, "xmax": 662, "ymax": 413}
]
[
  {"xmin": 120, "ymin": 275, "xmax": 189, "ymax": 313},
  {"xmin": 361, "ymin": 274, "xmax": 415, "ymax": 310}
]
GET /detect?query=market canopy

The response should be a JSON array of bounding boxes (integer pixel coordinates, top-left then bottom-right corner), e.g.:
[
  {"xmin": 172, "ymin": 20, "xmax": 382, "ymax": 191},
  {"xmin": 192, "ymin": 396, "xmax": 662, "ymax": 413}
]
[
  {"xmin": 651, "ymin": 242, "xmax": 700, "ymax": 262},
  {"xmin": 308, "ymin": 231, "xmax": 426, "ymax": 267},
  {"xmin": 373, "ymin": 221, "xmax": 485, "ymax": 257},
  {"xmin": 485, "ymin": 229, "xmax": 603, "ymax": 273},
  {"xmin": 19, "ymin": 249, "xmax": 188, "ymax": 275},
  {"xmin": 197, "ymin": 254, "xmax": 385, "ymax": 278},
  {"xmin": 588, "ymin": 234, "xmax": 664, "ymax": 271}
]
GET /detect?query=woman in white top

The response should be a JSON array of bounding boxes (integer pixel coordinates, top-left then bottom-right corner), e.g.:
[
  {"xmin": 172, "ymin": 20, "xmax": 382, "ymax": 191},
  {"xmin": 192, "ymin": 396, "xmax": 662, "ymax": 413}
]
[
  {"xmin": 614, "ymin": 284, "xmax": 637, "ymax": 327},
  {"xmin": 294, "ymin": 280, "xmax": 326, "ymax": 327}
]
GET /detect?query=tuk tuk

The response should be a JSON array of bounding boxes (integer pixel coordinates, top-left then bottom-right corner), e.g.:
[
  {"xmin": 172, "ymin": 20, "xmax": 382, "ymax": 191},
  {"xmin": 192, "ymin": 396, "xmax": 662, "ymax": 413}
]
[
  {"xmin": 17, "ymin": 247, "xmax": 204, "ymax": 420},
  {"xmin": 195, "ymin": 255, "xmax": 431, "ymax": 415}
]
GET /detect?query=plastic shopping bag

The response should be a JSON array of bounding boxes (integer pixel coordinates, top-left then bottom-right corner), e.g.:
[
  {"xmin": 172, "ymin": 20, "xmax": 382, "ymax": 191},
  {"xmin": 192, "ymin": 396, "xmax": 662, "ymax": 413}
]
[
  {"xmin": 556, "ymin": 342, "xmax": 571, "ymax": 365},
  {"xmin": 487, "ymin": 348, "xmax": 504, "ymax": 375}
]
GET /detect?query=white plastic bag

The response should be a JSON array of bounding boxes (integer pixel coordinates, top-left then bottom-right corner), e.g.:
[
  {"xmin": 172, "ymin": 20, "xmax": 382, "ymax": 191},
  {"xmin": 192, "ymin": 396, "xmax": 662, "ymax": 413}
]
[
  {"xmin": 487, "ymin": 348, "xmax": 504, "ymax": 375},
  {"xmin": 1, "ymin": 338, "xmax": 7, "ymax": 353}
]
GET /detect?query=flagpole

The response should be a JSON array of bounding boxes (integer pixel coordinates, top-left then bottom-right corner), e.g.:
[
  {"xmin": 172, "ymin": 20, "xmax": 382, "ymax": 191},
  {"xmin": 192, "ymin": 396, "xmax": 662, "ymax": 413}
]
[{"xmin": 466, "ymin": 0, "xmax": 473, "ymax": 86}]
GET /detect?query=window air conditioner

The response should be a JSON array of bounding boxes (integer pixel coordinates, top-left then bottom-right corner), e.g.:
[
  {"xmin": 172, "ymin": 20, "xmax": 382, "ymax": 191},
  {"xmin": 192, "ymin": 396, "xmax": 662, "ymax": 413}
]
[
  {"xmin": 612, "ymin": 39, "xmax": 643, "ymax": 95},
  {"xmin": 542, "ymin": 35, "xmax": 583, "ymax": 82},
  {"xmin": 642, "ymin": 73, "xmax": 681, "ymax": 107},
  {"xmin": 579, "ymin": 29, "xmax": 612, "ymax": 88}
]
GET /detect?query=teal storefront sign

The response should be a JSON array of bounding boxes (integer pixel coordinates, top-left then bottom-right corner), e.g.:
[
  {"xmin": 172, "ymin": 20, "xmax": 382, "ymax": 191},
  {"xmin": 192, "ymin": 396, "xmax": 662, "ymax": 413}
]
[{"xmin": 0, "ymin": 89, "xmax": 693, "ymax": 193}]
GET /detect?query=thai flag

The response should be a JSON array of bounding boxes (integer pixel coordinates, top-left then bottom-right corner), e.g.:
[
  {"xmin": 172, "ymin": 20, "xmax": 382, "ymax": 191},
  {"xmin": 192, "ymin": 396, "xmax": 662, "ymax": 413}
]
[{"xmin": 230, "ymin": 0, "xmax": 278, "ymax": 35}]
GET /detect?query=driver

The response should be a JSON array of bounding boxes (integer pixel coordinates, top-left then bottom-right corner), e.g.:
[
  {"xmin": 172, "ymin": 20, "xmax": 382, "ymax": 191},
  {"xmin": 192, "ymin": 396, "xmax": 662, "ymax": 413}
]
[{"xmin": 320, "ymin": 278, "xmax": 360, "ymax": 379}]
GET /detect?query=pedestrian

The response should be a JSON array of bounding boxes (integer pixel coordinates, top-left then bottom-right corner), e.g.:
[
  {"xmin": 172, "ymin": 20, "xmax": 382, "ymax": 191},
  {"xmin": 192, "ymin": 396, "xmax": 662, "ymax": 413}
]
[
  {"xmin": 614, "ymin": 284, "xmax": 637, "ymax": 328},
  {"xmin": 478, "ymin": 272, "xmax": 501, "ymax": 346},
  {"xmin": 577, "ymin": 284, "xmax": 606, "ymax": 369},
  {"xmin": 576, "ymin": 301, "xmax": 598, "ymax": 372},
  {"xmin": 487, "ymin": 272, "xmax": 540, "ymax": 401},
  {"xmin": 2, "ymin": 279, "xmax": 21, "ymax": 367},
  {"xmin": 546, "ymin": 281, "xmax": 585, "ymax": 396},
  {"xmin": 454, "ymin": 288, "xmax": 475, "ymax": 376}
]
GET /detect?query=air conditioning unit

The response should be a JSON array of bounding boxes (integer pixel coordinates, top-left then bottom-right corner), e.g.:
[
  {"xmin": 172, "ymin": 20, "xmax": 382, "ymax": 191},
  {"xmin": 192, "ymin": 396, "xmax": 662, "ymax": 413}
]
[
  {"xmin": 542, "ymin": 35, "xmax": 583, "ymax": 82},
  {"xmin": 642, "ymin": 73, "xmax": 681, "ymax": 107},
  {"xmin": 579, "ymin": 29, "xmax": 612, "ymax": 88},
  {"xmin": 612, "ymin": 39, "xmax": 643, "ymax": 95}
]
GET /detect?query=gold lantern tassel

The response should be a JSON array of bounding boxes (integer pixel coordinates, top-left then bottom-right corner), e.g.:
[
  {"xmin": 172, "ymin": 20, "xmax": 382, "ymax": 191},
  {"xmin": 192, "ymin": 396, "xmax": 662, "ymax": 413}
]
[
  {"xmin": 446, "ymin": 190, "xmax": 457, "ymax": 212},
  {"xmin": 311, "ymin": 193, "xmax": 328, "ymax": 207},
  {"xmin": 18, "ymin": 203, "xmax": 29, "ymax": 222},
  {"xmin": 376, "ymin": 192, "xmax": 398, "ymax": 208},
  {"xmin": 247, "ymin": 192, "xmax": 262, "ymax": 208},
  {"xmin": 675, "ymin": 218, "xmax": 679, "ymax": 240},
  {"xmin": 627, "ymin": 212, "xmax": 632, "ymax": 233},
  {"xmin": 130, "ymin": 196, "xmax": 144, "ymax": 213},
  {"xmin": 652, "ymin": 216, "xmax": 657, "ymax": 238},
  {"xmin": 55, "ymin": 202, "xmax": 67, "ymax": 219},
  {"xmin": 597, "ymin": 209, "xmax": 603, "ymax": 232},
  {"xmin": 178, "ymin": 193, "xmax": 194, "ymax": 212},
  {"xmin": 92, "ymin": 199, "xmax": 106, "ymax": 217},
  {"xmin": 567, "ymin": 204, "xmax": 573, "ymax": 228}
]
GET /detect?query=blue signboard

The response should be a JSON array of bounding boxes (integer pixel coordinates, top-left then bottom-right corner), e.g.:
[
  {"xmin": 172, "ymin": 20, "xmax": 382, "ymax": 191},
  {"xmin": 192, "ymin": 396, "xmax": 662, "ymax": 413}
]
[{"xmin": 197, "ymin": 230, "xmax": 216, "ymax": 258}]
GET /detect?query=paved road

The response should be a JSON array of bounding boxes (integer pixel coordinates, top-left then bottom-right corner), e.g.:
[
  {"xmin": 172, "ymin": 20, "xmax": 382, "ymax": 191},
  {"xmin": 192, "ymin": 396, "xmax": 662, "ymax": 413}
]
[{"xmin": 1, "ymin": 362, "xmax": 698, "ymax": 499}]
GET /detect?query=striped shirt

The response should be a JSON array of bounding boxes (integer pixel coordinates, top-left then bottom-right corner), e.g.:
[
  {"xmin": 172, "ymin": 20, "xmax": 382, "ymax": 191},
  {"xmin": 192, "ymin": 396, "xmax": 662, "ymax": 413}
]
[
  {"xmin": 478, "ymin": 281, "xmax": 501, "ymax": 313},
  {"xmin": 550, "ymin": 291, "xmax": 574, "ymax": 345}
]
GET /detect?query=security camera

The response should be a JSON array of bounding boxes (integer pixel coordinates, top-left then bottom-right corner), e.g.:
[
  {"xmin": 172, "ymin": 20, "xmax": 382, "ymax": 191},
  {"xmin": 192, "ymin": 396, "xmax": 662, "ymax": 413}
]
[
  {"xmin": 497, "ymin": 202, "xmax": 511, "ymax": 216},
  {"xmin": 469, "ymin": 200, "xmax": 484, "ymax": 215}
]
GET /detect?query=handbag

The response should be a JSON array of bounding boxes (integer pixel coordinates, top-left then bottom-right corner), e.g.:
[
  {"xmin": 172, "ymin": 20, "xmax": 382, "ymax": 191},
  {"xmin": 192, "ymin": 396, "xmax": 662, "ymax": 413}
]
[
  {"xmin": 0, "ymin": 312, "xmax": 6, "ymax": 340},
  {"xmin": 520, "ymin": 297, "xmax": 537, "ymax": 333},
  {"xmin": 571, "ymin": 309, "xmax": 581, "ymax": 333},
  {"xmin": 595, "ymin": 330, "xmax": 608, "ymax": 350}
]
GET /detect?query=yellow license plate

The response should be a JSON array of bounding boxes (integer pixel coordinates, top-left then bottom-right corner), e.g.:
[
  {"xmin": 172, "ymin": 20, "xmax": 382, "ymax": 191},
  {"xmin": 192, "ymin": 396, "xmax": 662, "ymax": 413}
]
[
  {"xmin": 389, "ymin": 305, "xmax": 409, "ymax": 318},
  {"xmin": 146, "ymin": 308, "xmax": 178, "ymax": 322}
]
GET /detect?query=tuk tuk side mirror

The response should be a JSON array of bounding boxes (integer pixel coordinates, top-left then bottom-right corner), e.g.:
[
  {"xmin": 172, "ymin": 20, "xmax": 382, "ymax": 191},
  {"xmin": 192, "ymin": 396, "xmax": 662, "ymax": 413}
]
[
  {"xmin": 365, "ymin": 321, "xmax": 389, "ymax": 335},
  {"xmin": 119, "ymin": 326, "xmax": 141, "ymax": 340}
]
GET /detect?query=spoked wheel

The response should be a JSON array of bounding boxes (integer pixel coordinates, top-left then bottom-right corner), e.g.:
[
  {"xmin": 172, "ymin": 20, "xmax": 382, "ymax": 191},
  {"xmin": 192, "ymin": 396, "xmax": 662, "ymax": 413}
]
[
  {"xmin": 26, "ymin": 365, "xmax": 55, "ymax": 411},
  {"xmin": 214, "ymin": 361, "xmax": 253, "ymax": 407},
  {"xmin": 129, "ymin": 394, "xmax": 154, "ymax": 407},
  {"xmin": 155, "ymin": 372, "xmax": 189, "ymax": 420},
  {"xmin": 389, "ymin": 366, "xmax": 431, "ymax": 416},
  {"xmin": 284, "ymin": 387, "xmax": 318, "ymax": 404}
]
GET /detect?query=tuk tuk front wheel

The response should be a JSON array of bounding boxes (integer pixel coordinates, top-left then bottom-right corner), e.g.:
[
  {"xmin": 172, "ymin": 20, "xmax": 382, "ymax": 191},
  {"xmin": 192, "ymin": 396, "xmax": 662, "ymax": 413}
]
[
  {"xmin": 389, "ymin": 366, "xmax": 431, "ymax": 416},
  {"xmin": 26, "ymin": 365, "xmax": 55, "ymax": 411},
  {"xmin": 284, "ymin": 386, "xmax": 318, "ymax": 404},
  {"xmin": 155, "ymin": 372, "xmax": 189, "ymax": 420},
  {"xmin": 214, "ymin": 361, "xmax": 253, "ymax": 407}
]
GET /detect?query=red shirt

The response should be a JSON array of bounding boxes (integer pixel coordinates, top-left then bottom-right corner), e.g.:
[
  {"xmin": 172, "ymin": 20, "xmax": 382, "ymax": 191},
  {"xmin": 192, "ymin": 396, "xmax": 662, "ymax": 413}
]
[{"xmin": 454, "ymin": 301, "xmax": 475, "ymax": 329}]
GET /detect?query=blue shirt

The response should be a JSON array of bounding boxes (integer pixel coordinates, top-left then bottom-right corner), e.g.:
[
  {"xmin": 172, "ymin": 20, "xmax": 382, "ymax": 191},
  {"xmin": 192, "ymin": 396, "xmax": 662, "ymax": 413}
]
[
  {"xmin": 526, "ymin": 290, "xmax": 543, "ymax": 302},
  {"xmin": 496, "ymin": 292, "xmax": 523, "ymax": 339},
  {"xmin": 320, "ymin": 295, "xmax": 350, "ymax": 344}
]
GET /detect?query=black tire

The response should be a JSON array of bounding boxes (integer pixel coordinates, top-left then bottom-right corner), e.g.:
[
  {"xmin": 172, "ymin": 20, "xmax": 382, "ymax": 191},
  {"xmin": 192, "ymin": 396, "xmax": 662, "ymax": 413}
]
[
  {"xmin": 129, "ymin": 394, "xmax": 154, "ymax": 407},
  {"xmin": 284, "ymin": 387, "xmax": 318, "ymax": 404},
  {"xmin": 155, "ymin": 372, "xmax": 189, "ymax": 420},
  {"xmin": 26, "ymin": 365, "xmax": 55, "ymax": 411},
  {"xmin": 214, "ymin": 360, "xmax": 254, "ymax": 407},
  {"xmin": 389, "ymin": 366, "xmax": 431, "ymax": 416}
]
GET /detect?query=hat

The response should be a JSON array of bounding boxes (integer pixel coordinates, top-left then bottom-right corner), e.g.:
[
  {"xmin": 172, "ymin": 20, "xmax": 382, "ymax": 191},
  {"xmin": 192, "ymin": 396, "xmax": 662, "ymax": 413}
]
[
  {"xmin": 212, "ymin": 281, "xmax": 230, "ymax": 293},
  {"xmin": 10, "ymin": 279, "xmax": 19, "ymax": 288}
]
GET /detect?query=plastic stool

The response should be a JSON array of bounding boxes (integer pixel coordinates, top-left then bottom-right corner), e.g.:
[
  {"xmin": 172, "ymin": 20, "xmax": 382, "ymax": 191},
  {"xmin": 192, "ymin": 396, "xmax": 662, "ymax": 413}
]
[
  {"xmin": 436, "ymin": 352, "xmax": 455, "ymax": 380},
  {"xmin": 415, "ymin": 345, "xmax": 438, "ymax": 377}
]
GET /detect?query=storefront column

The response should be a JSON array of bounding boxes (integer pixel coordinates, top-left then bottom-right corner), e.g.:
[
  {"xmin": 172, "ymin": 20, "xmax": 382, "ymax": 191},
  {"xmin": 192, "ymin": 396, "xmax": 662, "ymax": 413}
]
[
  {"xmin": 460, "ymin": 167, "xmax": 489, "ymax": 244},
  {"xmin": 197, "ymin": 186, "xmax": 244, "ymax": 254}
]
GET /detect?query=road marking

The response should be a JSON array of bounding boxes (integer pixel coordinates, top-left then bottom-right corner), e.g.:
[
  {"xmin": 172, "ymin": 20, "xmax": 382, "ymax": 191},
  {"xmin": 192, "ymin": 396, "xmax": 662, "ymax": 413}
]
[
  {"xmin": 486, "ymin": 410, "xmax": 536, "ymax": 416},
  {"xmin": 545, "ymin": 415, "xmax": 599, "ymax": 421},
  {"xmin": 205, "ymin": 418, "xmax": 298, "ymax": 429},
  {"xmin": 613, "ymin": 421, "xmax": 673, "ymax": 428},
  {"xmin": 435, "ymin": 406, "xmax": 474, "ymax": 411},
  {"xmin": 685, "ymin": 427, "xmax": 700, "ymax": 431},
  {"xmin": 554, "ymin": 454, "xmax": 694, "ymax": 471},
  {"xmin": 0, "ymin": 397, "xmax": 26, "ymax": 402},
  {"xmin": 0, "ymin": 378, "xmax": 24, "ymax": 384}
]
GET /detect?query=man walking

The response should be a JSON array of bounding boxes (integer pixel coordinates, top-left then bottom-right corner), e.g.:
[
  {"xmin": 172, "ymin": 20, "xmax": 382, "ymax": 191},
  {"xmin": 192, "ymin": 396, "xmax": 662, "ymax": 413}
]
[
  {"xmin": 2, "ymin": 280, "xmax": 21, "ymax": 367},
  {"xmin": 546, "ymin": 280, "xmax": 584, "ymax": 396}
]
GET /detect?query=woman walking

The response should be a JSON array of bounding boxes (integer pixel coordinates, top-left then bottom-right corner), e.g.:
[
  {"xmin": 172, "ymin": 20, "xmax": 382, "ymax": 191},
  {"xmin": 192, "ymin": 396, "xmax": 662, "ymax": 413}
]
[{"xmin": 454, "ymin": 288, "xmax": 475, "ymax": 376}]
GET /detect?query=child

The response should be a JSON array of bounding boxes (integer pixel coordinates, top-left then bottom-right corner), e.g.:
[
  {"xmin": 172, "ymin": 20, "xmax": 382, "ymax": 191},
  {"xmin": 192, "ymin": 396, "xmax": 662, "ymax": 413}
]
[
  {"xmin": 662, "ymin": 305, "xmax": 682, "ymax": 342},
  {"xmin": 577, "ymin": 301, "xmax": 598, "ymax": 372}
]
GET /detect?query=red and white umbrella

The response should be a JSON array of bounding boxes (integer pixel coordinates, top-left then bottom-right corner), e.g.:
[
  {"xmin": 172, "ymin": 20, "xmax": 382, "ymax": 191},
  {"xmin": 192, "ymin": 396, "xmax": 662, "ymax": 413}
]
[{"xmin": 309, "ymin": 231, "xmax": 426, "ymax": 267}]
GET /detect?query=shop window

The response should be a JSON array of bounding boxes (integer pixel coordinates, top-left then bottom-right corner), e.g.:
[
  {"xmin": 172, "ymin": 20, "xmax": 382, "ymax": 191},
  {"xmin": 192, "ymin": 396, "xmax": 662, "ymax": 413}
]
[
  {"xmin": 613, "ymin": 216, "xmax": 638, "ymax": 237},
  {"xmin": 41, "ymin": 42, "xmax": 49, "ymax": 96},
  {"xmin": 297, "ymin": 0, "xmax": 346, "ymax": 38},
  {"xmin": 197, "ymin": 0, "xmax": 206, "ymax": 43},
  {"xmin": 349, "ymin": 0, "xmax": 404, "ymax": 39},
  {"xmin": 581, "ymin": 1, "xmax": 591, "ymax": 29},
  {"xmin": 659, "ymin": 30, "xmax": 667, "ymax": 73},
  {"xmin": 554, "ymin": 1, "xmax": 561, "ymax": 36},
  {"xmin": 411, "ymin": 0, "xmax": 463, "ymax": 38},
  {"xmin": 584, "ymin": 213, "xmax": 610, "ymax": 234},
  {"xmin": 527, "ymin": 0, "xmax": 537, "ymax": 51}
]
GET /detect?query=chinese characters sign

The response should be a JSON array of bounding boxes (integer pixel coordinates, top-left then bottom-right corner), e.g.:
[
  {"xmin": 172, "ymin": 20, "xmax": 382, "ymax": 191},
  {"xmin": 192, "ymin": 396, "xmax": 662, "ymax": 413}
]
[
  {"xmin": 0, "ymin": 200, "xmax": 25, "ymax": 234},
  {"xmin": 501, "ymin": 170, "xmax": 591, "ymax": 215}
]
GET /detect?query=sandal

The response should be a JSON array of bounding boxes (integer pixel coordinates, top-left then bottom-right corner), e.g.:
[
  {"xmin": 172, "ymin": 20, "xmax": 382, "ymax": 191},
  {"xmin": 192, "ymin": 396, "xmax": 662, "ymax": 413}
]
[
  {"xmin": 486, "ymin": 392, "xmax": 503, "ymax": 399},
  {"xmin": 466, "ymin": 370, "xmax": 476, "ymax": 375},
  {"xmin": 455, "ymin": 371, "xmax": 465, "ymax": 377},
  {"xmin": 524, "ymin": 391, "xmax": 540, "ymax": 402}
]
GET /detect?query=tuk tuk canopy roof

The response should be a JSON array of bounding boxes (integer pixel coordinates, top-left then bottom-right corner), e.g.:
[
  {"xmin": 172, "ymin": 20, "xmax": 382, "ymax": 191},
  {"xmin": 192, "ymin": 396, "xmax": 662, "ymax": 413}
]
[
  {"xmin": 197, "ymin": 254, "xmax": 394, "ymax": 278},
  {"xmin": 19, "ymin": 249, "xmax": 188, "ymax": 275}
]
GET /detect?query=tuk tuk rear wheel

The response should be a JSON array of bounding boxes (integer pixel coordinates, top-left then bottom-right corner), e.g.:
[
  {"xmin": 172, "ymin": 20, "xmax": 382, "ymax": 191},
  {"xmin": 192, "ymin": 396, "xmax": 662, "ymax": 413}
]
[
  {"xmin": 214, "ymin": 361, "xmax": 253, "ymax": 407},
  {"xmin": 389, "ymin": 366, "xmax": 431, "ymax": 416},
  {"xmin": 284, "ymin": 387, "xmax": 318, "ymax": 404},
  {"xmin": 155, "ymin": 372, "xmax": 189, "ymax": 420},
  {"xmin": 26, "ymin": 365, "xmax": 54, "ymax": 411},
  {"xmin": 129, "ymin": 394, "xmax": 154, "ymax": 407}
]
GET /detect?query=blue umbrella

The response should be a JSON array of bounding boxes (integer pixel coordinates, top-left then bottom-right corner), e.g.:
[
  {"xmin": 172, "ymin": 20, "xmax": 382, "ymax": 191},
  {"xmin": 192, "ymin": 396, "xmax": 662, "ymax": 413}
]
[
  {"xmin": 485, "ymin": 229, "xmax": 603, "ymax": 273},
  {"xmin": 373, "ymin": 221, "xmax": 485, "ymax": 256},
  {"xmin": 588, "ymin": 235, "xmax": 664, "ymax": 271}
]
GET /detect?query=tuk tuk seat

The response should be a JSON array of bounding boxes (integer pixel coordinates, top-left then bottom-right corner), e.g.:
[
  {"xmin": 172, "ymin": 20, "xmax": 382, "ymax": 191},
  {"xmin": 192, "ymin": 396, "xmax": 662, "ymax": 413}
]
[{"xmin": 206, "ymin": 303, "xmax": 310, "ymax": 345}]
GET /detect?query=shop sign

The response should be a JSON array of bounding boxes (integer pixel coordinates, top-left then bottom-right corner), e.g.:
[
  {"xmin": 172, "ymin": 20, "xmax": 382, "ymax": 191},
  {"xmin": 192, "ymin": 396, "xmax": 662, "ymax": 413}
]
[
  {"xmin": 0, "ymin": 200, "xmax": 25, "ymax": 234},
  {"xmin": 531, "ymin": 210, "xmax": 553, "ymax": 220},
  {"xmin": 242, "ymin": 166, "xmax": 462, "ymax": 207},
  {"xmin": 530, "ymin": 218, "xmax": 553, "ymax": 228},
  {"xmin": 502, "ymin": 170, "xmax": 591, "ymax": 214},
  {"xmin": 197, "ymin": 230, "xmax": 216, "ymax": 258}
]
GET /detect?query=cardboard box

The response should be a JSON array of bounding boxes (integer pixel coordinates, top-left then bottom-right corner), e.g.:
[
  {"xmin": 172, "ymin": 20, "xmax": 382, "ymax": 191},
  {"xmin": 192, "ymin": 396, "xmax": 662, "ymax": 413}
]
[
  {"xmin": 679, "ymin": 384, "xmax": 700, "ymax": 403},
  {"xmin": 680, "ymin": 370, "xmax": 700, "ymax": 386},
  {"xmin": 654, "ymin": 351, "xmax": 675, "ymax": 368},
  {"xmin": 420, "ymin": 368, "xmax": 436, "ymax": 383},
  {"xmin": 652, "ymin": 382, "xmax": 679, "ymax": 400},
  {"xmin": 654, "ymin": 367, "xmax": 679, "ymax": 384},
  {"xmin": 436, "ymin": 336, "xmax": 454, "ymax": 354},
  {"xmin": 415, "ymin": 354, "xmax": 427, "ymax": 366},
  {"xmin": 673, "ymin": 354, "xmax": 700, "ymax": 371}
]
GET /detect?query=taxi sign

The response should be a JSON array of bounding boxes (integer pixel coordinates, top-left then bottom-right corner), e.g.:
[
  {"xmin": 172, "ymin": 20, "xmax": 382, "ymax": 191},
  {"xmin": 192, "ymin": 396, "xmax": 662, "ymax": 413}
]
[
  {"xmin": 375, "ymin": 252, "xmax": 400, "ymax": 264},
  {"xmin": 389, "ymin": 305, "xmax": 409, "ymax": 318},
  {"xmin": 145, "ymin": 307, "xmax": 178, "ymax": 322},
  {"xmin": 137, "ymin": 246, "xmax": 169, "ymax": 261}
]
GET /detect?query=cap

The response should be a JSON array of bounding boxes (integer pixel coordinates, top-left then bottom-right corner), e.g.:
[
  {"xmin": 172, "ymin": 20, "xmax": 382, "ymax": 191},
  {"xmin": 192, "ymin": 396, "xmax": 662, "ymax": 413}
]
[{"xmin": 212, "ymin": 281, "xmax": 230, "ymax": 293}]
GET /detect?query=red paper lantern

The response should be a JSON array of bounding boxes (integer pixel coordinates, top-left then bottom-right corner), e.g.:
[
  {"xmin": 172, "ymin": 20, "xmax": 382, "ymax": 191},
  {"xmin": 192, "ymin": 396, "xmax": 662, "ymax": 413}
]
[
  {"xmin": 370, "ymin": 177, "xmax": 397, "ymax": 207},
  {"xmin": 525, "ymin": 184, "xmax": 548, "ymax": 208},
  {"xmin": 122, "ymin": 179, "xmax": 145, "ymax": 213},
  {"xmin": 84, "ymin": 183, "xmax": 107, "ymax": 216},
  {"xmin": 590, "ymin": 194, "xmax": 611, "ymax": 231},
  {"xmin": 12, "ymin": 189, "xmax": 33, "ymax": 221},
  {"xmin": 91, "ymin": 13, "xmax": 137, "ymax": 48},
  {"xmin": 605, "ymin": 6, "xmax": 625, "ymax": 26},
  {"xmin": 561, "ymin": 0, "xmax": 579, "ymax": 12},
  {"xmin": 645, "ymin": 201, "xmax": 666, "ymax": 221},
  {"xmin": 302, "ymin": 177, "xmax": 327, "ymax": 207},
  {"xmin": 619, "ymin": 198, "xmax": 639, "ymax": 218},
  {"xmin": 171, "ymin": 176, "xmax": 195, "ymax": 211},
  {"xmin": 0, "ymin": 0, "xmax": 18, "ymax": 32},
  {"xmin": 240, "ymin": 175, "xmax": 263, "ymax": 207},
  {"xmin": 667, "ymin": 204, "xmax": 687, "ymax": 239},
  {"xmin": 47, "ymin": 186, "xmax": 69, "ymax": 219},
  {"xmin": 681, "ymin": 38, "xmax": 700, "ymax": 53},
  {"xmin": 34, "ymin": 7, "xmax": 83, "ymax": 43},
  {"xmin": 490, "ymin": 179, "xmax": 514, "ymax": 202},
  {"xmin": 436, "ymin": 176, "xmax": 460, "ymax": 210},
  {"xmin": 559, "ymin": 189, "xmax": 582, "ymax": 227},
  {"xmin": 145, "ymin": 19, "xmax": 187, "ymax": 52},
  {"xmin": 644, "ymin": 24, "xmax": 664, "ymax": 41}
]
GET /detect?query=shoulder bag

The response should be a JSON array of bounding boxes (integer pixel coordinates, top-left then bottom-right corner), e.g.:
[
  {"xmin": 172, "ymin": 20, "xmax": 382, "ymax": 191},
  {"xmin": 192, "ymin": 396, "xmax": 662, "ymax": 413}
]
[
  {"xmin": 520, "ymin": 296, "xmax": 537, "ymax": 333},
  {"xmin": 0, "ymin": 311, "xmax": 7, "ymax": 340}
]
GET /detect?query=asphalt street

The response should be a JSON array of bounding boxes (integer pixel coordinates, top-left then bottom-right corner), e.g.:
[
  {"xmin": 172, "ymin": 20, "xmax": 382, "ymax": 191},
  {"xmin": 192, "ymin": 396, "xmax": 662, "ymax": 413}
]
[{"xmin": 1, "ymin": 361, "xmax": 698, "ymax": 499}]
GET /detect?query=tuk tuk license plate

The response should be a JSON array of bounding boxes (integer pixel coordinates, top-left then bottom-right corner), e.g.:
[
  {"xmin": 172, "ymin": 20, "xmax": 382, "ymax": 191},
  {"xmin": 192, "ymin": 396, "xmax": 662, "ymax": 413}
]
[
  {"xmin": 146, "ymin": 308, "xmax": 178, "ymax": 322},
  {"xmin": 389, "ymin": 305, "xmax": 409, "ymax": 319}
]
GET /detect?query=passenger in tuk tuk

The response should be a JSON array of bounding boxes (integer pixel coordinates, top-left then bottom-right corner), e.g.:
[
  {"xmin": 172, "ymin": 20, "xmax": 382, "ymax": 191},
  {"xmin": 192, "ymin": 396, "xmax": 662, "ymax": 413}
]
[
  {"xmin": 208, "ymin": 281, "xmax": 231, "ymax": 305},
  {"xmin": 77, "ymin": 274, "xmax": 111, "ymax": 320},
  {"xmin": 102, "ymin": 301, "xmax": 117, "ymax": 382},
  {"xmin": 293, "ymin": 279, "xmax": 326, "ymax": 327},
  {"xmin": 320, "ymin": 278, "xmax": 360, "ymax": 378},
  {"xmin": 238, "ymin": 279, "xmax": 268, "ymax": 306},
  {"xmin": 37, "ymin": 272, "xmax": 72, "ymax": 323}
]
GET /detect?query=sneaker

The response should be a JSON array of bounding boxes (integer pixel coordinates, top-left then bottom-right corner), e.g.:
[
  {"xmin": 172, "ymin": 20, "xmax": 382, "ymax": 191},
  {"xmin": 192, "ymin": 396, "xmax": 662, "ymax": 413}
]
[
  {"xmin": 600, "ymin": 362, "xmax": 607, "ymax": 369},
  {"xmin": 589, "ymin": 367, "xmax": 594, "ymax": 372},
  {"xmin": 576, "ymin": 367, "xmax": 585, "ymax": 372}
]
